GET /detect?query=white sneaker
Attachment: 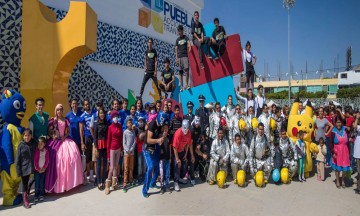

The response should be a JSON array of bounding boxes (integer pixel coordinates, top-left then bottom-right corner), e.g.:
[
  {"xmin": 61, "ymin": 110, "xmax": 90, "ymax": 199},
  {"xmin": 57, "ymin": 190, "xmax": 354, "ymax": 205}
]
[
  {"xmin": 179, "ymin": 178, "xmax": 187, "ymax": 184},
  {"xmin": 174, "ymin": 182, "xmax": 180, "ymax": 191},
  {"xmin": 190, "ymin": 180, "xmax": 196, "ymax": 185},
  {"xmin": 194, "ymin": 171, "xmax": 199, "ymax": 178}
]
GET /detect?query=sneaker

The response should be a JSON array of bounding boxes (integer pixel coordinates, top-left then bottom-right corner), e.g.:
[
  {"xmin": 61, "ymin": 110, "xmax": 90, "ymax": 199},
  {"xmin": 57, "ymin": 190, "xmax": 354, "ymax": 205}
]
[
  {"xmin": 209, "ymin": 180, "xmax": 215, "ymax": 185},
  {"xmin": 186, "ymin": 86, "xmax": 191, "ymax": 90},
  {"xmin": 123, "ymin": 188, "xmax": 127, "ymax": 193},
  {"xmin": 194, "ymin": 171, "xmax": 199, "ymax": 178},
  {"xmin": 39, "ymin": 196, "xmax": 44, "ymax": 202},
  {"xmin": 179, "ymin": 178, "xmax": 187, "ymax": 184},
  {"xmin": 131, "ymin": 181, "xmax": 137, "ymax": 187},
  {"xmin": 233, "ymin": 179, "xmax": 237, "ymax": 184},
  {"xmin": 190, "ymin": 180, "xmax": 196, "ymax": 186},
  {"xmin": 174, "ymin": 182, "xmax": 180, "ymax": 191},
  {"xmin": 150, "ymin": 183, "xmax": 161, "ymax": 189},
  {"xmin": 34, "ymin": 197, "xmax": 39, "ymax": 203}
]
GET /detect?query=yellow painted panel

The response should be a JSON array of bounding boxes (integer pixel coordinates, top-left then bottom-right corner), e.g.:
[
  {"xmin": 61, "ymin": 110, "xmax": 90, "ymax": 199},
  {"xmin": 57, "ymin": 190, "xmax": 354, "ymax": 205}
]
[{"xmin": 20, "ymin": 0, "xmax": 97, "ymax": 126}]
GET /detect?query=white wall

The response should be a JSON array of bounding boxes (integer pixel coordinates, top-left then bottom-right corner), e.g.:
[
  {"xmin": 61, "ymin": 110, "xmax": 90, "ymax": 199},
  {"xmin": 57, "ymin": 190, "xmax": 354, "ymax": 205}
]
[{"xmin": 41, "ymin": 0, "xmax": 204, "ymax": 44}]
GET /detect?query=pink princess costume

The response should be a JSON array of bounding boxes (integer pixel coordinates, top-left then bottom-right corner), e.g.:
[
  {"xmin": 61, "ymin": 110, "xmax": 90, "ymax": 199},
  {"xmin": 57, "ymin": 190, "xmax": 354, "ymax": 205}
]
[
  {"xmin": 330, "ymin": 126, "xmax": 351, "ymax": 171},
  {"xmin": 45, "ymin": 116, "xmax": 83, "ymax": 193}
]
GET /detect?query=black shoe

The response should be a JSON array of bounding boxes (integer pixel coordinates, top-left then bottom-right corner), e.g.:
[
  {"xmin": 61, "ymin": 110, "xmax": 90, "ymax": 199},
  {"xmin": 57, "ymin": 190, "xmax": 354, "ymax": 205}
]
[{"xmin": 160, "ymin": 186, "xmax": 166, "ymax": 195}]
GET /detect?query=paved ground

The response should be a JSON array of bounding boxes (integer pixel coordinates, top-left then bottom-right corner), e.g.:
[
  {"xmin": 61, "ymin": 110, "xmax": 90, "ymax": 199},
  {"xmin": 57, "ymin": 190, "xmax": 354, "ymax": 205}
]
[{"xmin": 0, "ymin": 170, "xmax": 359, "ymax": 216}]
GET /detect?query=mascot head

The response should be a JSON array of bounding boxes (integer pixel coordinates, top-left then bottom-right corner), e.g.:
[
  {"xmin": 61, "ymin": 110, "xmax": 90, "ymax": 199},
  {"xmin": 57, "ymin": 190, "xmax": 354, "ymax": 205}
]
[
  {"xmin": 0, "ymin": 89, "xmax": 26, "ymax": 126},
  {"xmin": 287, "ymin": 98, "xmax": 314, "ymax": 142}
]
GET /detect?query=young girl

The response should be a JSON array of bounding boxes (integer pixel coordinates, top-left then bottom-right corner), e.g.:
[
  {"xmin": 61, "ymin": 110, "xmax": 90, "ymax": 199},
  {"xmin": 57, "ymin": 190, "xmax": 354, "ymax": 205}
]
[
  {"xmin": 15, "ymin": 129, "xmax": 35, "ymax": 209},
  {"xmin": 160, "ymin": 122, "xmax": 171, "ymax": 194},
  {"xmin": 34, "ymin": 136, "xmax": 49, "ymax": 202},
  {"xmin": 106, "ymin": 110, "xmax": 123, "ymax": 195},
  {"xmin": 296, "ymin": 130, "xmax": 306, "ymax": 182},
  {"xmin": 94, "ymin": 108, "xmax": 108, "ymax": 191},
  {"xmin": 316, "ymin": 137, "xmax": 327, "ymax": 181},
  {"xmin": 123, "ymin": 117, "xmax": 136, "ymax": 192}
]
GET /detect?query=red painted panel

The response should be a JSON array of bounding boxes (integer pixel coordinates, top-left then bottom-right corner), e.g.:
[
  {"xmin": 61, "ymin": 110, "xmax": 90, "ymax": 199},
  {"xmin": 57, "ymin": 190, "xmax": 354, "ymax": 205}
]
[{"xmin": 189, "ymin": 34, "xmax": 244, "ymax": 87}]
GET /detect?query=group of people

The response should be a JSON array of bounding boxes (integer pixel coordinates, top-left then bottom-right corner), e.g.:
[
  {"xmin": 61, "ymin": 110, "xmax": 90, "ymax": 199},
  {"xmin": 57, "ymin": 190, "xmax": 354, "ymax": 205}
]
[
  {"xmin": 12, "ymin": 84, "xmax": 360, "ymax": 208},
  {"xmin": 138, "ymin": 11, "xmax": 229, "ymax": 99}
]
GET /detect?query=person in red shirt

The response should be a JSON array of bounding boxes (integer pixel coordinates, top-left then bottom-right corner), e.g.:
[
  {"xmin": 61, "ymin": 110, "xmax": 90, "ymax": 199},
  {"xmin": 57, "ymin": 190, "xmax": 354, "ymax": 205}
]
[
  {"xmin": 105, "ymin": 110, "xmax": 123, "ymax": 195},
  {"xmin": 345, "ymin": 107, "xmax": 355, "ymax": 169},
  {"xmin": 172, "ymin": 119, "xmax": 194, "ymax": 191}
]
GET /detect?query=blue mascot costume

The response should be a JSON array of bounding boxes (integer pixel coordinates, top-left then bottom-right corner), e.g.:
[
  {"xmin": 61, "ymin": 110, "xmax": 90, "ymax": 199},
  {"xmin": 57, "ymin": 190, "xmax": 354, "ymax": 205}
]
[{"xmin": 0, "ymin": 89, "xmax": 26, "ymax": 206}]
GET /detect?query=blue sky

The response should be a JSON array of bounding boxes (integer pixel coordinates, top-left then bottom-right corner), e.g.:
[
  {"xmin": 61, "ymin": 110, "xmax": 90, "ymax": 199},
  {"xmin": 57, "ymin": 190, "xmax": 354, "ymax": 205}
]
[{"xmin": 201, "ymin": 0, "xmax": 360, "ymax": 81}]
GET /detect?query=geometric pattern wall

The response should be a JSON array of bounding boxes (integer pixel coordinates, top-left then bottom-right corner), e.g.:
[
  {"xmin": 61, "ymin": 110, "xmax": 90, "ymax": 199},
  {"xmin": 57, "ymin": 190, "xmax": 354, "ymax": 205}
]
[
  {"xmin": 0, "ymin": 0, "xmax": 22, "ymax": 130},
  {"xmin": 0, "ymin": 1, "xmax": 177, "ymax": 130},
  {"xmin": 69, "ymin": 60, "xmax": 124, "ymax": 111}
]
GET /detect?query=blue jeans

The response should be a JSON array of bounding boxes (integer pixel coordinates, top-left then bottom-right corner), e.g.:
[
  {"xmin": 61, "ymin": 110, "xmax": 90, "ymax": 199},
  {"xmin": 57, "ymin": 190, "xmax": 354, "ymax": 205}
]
[
  {"xmin": 96, "ymin": 148, "xmax": 107, "ymax": 184},
  {"xmin": 174, "ymin": 151, "xmax": 187, "ymax": 183},
  {"xmin": 142, "ymin": 150, "xmax": 157, "ymax": 195},
  {"xmin": 325, "ymin": 137, "xmax": 331, "ymax": 164},
  {"xmin": 160, "ymin": 160, "xmax": 170, "ymax": 187},
  {"xmin": 34, "ymin": 171, "xmax": 45, "ymax": 198},
  {"xmin": 149, "ymin": 145, "xmax": 160, "ymax": 187}
]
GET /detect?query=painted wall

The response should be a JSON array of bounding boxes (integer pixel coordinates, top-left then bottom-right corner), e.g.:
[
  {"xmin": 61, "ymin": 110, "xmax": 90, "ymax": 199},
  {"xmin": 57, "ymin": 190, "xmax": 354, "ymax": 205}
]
[{"xmin": 41, "ymin": 0, "xmax": 204, "ymax": 44}]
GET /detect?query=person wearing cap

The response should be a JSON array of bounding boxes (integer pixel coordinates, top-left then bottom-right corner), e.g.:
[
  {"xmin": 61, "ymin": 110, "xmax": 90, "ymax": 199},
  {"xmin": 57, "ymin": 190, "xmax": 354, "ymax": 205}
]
[
  {"xmin": 210, "ymin": 17, "xmax": 227, "ymax": 60},
  {"xmin": 195, "ymin": 95, "xmax": 210, "ymax": 136},
  {"xmin": 175, "ymin": 24, "xmax": 191, "ymax": 91},
  {"xmin": 184, "ymin": 101, "xmax": 195, "ymax": 124},
  {"xmin": 138, "ymin": 37, "xmax": 162, "ymax": 100},
  {"xmin": 105, "ymin": 110, "xmax": 123, "ymax": 195},
  {"xmin": 142, "ymin": 111, "xmax": 168, "ymax": 198},
  {"xmin": 159, "ymin": 58, "xmax": 175, "ymax": 99},
  {"xmin": 172, "ymin": 119, "xmax": 193, "ymax": 191},
  {"xmin": 255, "ymin": 84, "xmax": 266, "ymax": 118}
]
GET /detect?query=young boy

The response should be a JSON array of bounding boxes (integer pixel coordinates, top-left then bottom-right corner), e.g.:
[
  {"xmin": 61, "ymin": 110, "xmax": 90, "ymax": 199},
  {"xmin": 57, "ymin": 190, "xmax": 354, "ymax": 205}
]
[
  {"xmin": 123, "ymin": 117, "xmax": 136, "ymax": 192},
  {"xmin": 159, "ymin": 58, "xmax": 175, "ymax": 98},
  {"xmin": 160, "ymin": 122, "xmax": 171, "ymax": 194},
  {"xmin": 175, "ymin": 25, "xmax": 191, "ymax": 90},
  {"xmin": 295, "ymin": 130, "xmax": 306, "ymax": 182},
  {"xmin": 136, "ymin": 117, "xmax": 146, "ymax": 180},
  {"xmin": 34, "ymin": 136, "xmax": 49, "ymax": 202},
  {"xmin": 15, "ymin": 129, "xmax": 35, "ymax": 209},
  {"xmin": 316, "ymin": 137, "xmax": 327, "ymax": 181}
]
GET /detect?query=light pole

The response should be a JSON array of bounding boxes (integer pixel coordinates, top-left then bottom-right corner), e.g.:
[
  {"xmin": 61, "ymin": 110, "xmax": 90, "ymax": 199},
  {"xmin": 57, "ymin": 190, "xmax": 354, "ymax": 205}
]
[{"xmin": 283, "ymin": 0, "xmax": 295, "ymax": 107}]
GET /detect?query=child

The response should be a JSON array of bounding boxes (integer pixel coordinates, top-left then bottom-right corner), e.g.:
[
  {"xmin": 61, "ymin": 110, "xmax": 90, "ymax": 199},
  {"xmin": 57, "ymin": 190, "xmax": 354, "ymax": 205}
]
[
  {"xmin": 34, "ymin": 136, "xmax": 49, "ymax": 202},
  {"xmin": 272, "ymin": 139, "xmax": 283, "ymax": 185},
  {"xmin": 295, "ymin": 130, "xmax": 306, "ymax": 182},
  {"xmin": 123, "ymin": 117, "xmax": 136, "ymax": 192},
  {"xmin": 160, "ymin": 122, "xmax": 171, "ymax": 194},
  {"xmin": 136, "ymin": 117, "xmax": 146, "ymax": 180},
  {"xmin": 316, "ymin": 137, "xmax": 327, "ymax": 181},
  {"xmin": 15, "ymin": 129, "xmax": 35, "ymax": 209},
  {"xmin": 106, "ymin": 110, "xmax": 123, "ymax": 195}
]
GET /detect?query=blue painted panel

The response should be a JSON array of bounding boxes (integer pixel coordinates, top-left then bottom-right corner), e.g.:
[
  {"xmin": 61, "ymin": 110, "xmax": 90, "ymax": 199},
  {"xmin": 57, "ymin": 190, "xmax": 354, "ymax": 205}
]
[{"xmin": 180, "ymin": 76, "xmax": 236, "ymax": 112}]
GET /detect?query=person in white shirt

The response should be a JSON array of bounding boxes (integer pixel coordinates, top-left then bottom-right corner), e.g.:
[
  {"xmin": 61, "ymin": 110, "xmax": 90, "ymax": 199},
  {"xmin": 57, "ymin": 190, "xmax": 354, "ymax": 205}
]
[
  {"xmin": 236, "ymin": 88, "xmax": 256, "ymax": 115},
  {"xmin": 240, "ymin": 41, "xmax": 256, "ymax": 92},
  {"xmin": 255, "ymin": 85, "xmax": 266, "ymax": 117}
]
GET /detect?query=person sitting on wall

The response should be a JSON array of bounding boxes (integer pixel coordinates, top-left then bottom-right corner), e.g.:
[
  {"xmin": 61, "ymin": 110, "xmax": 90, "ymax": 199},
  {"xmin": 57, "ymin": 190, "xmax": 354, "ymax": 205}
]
[
  {"xmin": 158, "ymin": 58, "xmax": 175, "ymax": 99},
  {"xmin": 210, "ymin": 17, "xmax": 227, "ymax": 60}
]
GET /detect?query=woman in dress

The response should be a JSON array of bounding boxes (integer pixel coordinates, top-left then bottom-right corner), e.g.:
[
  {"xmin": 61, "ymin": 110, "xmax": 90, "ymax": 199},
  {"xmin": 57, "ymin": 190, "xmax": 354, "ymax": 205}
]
[
  {"xmin": 330, "ymin": 116, "xmax": 351, "ymax": 188},
  {"xmin": 45, "ymin": 104, "xmax": 83, "ymax": 193}
]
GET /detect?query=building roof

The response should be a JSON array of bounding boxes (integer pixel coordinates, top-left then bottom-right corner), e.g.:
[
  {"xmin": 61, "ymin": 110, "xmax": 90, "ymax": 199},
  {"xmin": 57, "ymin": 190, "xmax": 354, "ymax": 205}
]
[{"xmin": 254, "ymin": 78, "xmax": 338, "ymax": 88}]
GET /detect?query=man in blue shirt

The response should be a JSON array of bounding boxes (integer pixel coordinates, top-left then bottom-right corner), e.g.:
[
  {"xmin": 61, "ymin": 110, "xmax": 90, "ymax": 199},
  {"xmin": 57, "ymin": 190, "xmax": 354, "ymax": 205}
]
[
  {"xmin": 66, "ymin": 98, "xmax": 83, "ymax": 150},
  {"xmin": 80, "ymin": 99, "xmax": 96, "ymax": 184}
]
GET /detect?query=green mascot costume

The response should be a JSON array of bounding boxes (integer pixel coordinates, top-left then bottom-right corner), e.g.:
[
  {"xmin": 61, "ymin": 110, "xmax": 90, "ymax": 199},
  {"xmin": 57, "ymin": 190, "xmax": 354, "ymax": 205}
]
[{"xmin": 0, "ymin": 89, "xmax": 26, "ymax": 206}]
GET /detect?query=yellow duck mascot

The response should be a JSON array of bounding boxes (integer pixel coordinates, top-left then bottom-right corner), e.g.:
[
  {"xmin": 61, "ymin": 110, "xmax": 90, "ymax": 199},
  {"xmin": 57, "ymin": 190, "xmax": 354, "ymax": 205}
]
[{"xmin": 287, "ymin": 98, "xmax": 318, "ymax": 178}]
